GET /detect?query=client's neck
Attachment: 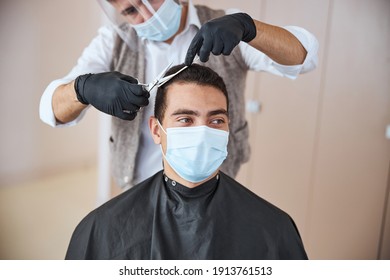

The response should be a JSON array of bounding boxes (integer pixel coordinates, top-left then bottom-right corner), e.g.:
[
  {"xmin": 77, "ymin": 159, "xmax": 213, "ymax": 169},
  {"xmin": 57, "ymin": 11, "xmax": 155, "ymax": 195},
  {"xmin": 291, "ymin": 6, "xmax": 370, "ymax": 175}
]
[{"xmin": 164, "ymin": 166, "xmax": 218, "ymax": 188}]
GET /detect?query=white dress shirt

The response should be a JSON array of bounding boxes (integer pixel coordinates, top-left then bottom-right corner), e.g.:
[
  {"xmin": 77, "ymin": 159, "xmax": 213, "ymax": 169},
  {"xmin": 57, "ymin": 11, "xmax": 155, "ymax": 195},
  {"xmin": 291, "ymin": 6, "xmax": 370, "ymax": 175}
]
[{"xmin": 39, "ymin": 1, "xmax": 319, "ymax": 184}]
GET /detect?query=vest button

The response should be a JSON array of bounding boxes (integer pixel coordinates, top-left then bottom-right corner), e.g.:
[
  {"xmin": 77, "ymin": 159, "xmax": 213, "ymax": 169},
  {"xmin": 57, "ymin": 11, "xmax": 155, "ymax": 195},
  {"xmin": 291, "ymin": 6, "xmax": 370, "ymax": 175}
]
[{"xmin": 124, "ymin": 176, "xmax": 130, "ymax": 184}]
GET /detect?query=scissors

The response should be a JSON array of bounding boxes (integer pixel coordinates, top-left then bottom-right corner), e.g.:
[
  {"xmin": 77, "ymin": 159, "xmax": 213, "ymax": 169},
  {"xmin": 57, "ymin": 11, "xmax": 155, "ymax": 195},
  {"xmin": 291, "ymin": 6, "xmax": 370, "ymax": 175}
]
[
  {"xmin": 139, "ymin": 57, "xmax": 201, "ymax": 92},
  {"xmin": 139, "ymin": 61, "xmax": 198, "ymax": 92},
  {"xmin": 123, "ymin": 58, "xmax": 199, "ymax": 114}
]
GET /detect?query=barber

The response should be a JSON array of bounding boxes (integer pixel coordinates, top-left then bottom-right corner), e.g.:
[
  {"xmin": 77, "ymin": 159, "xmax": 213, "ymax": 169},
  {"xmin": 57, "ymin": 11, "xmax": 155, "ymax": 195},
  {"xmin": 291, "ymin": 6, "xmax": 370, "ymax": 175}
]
[{"xmin": 40, "ymin": 0, "xmax": 318, "ymax": 189}]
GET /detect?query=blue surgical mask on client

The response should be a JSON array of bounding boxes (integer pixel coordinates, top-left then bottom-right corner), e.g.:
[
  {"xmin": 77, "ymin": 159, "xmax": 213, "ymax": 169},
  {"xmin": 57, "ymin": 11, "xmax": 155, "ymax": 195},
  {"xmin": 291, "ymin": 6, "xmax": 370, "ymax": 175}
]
[{"xmin": 158, "ymin": 121, "xmax": 229, "ymax": 183}]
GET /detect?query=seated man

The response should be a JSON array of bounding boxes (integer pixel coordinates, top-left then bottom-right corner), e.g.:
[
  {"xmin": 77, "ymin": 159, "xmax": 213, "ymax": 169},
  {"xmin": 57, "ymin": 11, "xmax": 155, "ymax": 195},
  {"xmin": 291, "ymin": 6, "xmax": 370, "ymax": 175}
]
[{"xmin": 65, "ymin": 64, "xmax": 307, "ymax": 260}]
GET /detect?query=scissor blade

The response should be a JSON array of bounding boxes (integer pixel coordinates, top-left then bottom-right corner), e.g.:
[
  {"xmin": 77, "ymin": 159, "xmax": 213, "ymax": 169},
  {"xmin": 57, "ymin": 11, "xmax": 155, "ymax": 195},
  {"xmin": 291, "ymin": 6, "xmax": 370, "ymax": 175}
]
[
  {"xmin": 156, "ymin": 57, "xmax": 200, "ymax": 88},
  {"xmin": 145, "ymin": 61, "xmax": 173, "ymax": 92},
  {"xmin": 156, "ymin": 65, "xmax": 188, "ymax": 88}
]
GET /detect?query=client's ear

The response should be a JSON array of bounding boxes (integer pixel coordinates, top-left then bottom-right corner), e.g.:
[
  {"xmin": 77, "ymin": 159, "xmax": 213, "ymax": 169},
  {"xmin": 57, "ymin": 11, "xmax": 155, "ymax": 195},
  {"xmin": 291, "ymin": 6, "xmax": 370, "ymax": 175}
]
[{"xmin": 149, "ymin": 117, "xmax": 162, "ymax": 144}]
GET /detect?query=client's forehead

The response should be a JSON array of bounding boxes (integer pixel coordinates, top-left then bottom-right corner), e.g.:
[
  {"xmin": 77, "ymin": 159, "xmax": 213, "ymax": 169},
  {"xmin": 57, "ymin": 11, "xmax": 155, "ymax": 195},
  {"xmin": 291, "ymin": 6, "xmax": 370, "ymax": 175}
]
[{"xmin": 165, "ymin": 82, "xmax": 227, "ymax": 112}]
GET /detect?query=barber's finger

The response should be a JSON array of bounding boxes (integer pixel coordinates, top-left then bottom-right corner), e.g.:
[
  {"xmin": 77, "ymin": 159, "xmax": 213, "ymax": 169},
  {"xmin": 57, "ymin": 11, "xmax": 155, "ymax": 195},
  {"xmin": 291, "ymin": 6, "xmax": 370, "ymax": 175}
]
[
  {"xmin": 117, "ymin": 110, "xmax": 137, "ymax": 121},
  {"xmin": 222, "ymin": 38, "xmax": 240, "ymax": 55},
  {"xmin": 211, "ymin": 37, "xmax": 224, "ymax": 55},
  {"xmin": 127, "ymin": 94, "xmax": 149, "ymax": 107},
  {"xmin": 133, "ymin": 86, "xmax": 150, "ymax": 98},
  {"xmin": 122, "ymin": 82, "xmax": 150, "ymax": 100},
  {"xmin": 117, "ymin": 72, "xmax": 138, "ymax": 84},
  {"xmin": 198, "ymin": 37, "xmax": 213, "ymax": 63},
  {"xmin": 122, "ymin": 103, "xmax": 140, "ymax": 113},
  {"xmin": 185, "ymin": 33, "xmax": 203, "ymax": 66}
]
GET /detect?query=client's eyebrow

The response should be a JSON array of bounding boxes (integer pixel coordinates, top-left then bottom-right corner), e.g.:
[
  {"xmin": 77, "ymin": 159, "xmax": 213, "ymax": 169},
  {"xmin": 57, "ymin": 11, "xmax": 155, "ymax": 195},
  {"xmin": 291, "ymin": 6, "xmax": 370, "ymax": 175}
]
[
  {"xmin": 171, "ymin": 109, "xmax": 228, "ymax": 117},
  {"xmin": 207, "ymin": 109, "xmax": 228, "ymax": 117},
  {"xmin": 171, "ymin": 109, "xmax": 200, "ymax": 117}
]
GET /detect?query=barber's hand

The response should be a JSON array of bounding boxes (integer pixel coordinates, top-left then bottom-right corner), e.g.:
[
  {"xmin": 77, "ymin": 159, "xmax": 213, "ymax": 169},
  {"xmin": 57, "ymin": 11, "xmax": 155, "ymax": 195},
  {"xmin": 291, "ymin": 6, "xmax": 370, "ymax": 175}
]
[
  {"xmin": 185, "ymin": 13, "xmax": 257, "ymax": 65},
  {"xmin": 74, "ymin": 71, "xmax": 150, "ymax": 121}
]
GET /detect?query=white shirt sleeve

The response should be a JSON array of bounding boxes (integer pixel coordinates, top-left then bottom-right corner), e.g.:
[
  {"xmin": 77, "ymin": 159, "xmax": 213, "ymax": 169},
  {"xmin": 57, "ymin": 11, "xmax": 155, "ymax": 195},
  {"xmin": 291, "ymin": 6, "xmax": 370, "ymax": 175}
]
[
  {"xmin": 39, "ymin": 25, "xmax": 115, "ymax": 127},
  {"xmin": 239, "ymin": 26, "xmax": 319, "ymax": 79},
  {"xmin": 225, "ymin": 8, "xmax": 319, "ymax": 80}
]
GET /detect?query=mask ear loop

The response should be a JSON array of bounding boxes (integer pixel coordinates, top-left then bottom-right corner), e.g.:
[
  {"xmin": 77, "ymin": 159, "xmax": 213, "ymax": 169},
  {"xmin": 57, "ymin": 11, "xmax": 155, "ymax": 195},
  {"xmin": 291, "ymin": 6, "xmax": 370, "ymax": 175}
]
[
  {"xmin": 156, "ymin": 119, "xmax": 185, "ymax": 181},
  {"xmin": 156, "ymin": 119, "xmax": 168, "ymax": 157},
  {"xmin": 156, "ymin": 119, "xmax": 167, "ymax": 135}
]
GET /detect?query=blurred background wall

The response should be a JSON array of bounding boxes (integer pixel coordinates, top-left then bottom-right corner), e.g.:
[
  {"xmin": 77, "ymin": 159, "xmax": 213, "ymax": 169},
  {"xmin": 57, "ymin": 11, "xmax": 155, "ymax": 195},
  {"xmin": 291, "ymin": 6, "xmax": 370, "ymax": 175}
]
[
  {"xmin": 0, "ymin": 0, "xmax": 389, "ymax": 259},
  {"xmin": 0, "ymin": 0, "xmax": 102, "ymax": 259}
]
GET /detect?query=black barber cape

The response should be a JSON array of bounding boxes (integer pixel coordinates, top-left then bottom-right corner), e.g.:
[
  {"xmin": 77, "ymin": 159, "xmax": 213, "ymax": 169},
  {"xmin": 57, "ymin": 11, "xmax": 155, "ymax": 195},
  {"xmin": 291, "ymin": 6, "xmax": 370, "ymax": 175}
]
[{"xmin": 65, "ymin": 171, "xmax": 307, "ymax": 259}]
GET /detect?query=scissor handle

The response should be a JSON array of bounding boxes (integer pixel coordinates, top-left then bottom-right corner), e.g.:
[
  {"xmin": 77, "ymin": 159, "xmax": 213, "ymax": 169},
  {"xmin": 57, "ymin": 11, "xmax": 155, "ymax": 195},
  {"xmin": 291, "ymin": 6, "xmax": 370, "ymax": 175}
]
[
  {"xmin": 135, "ymin": 79, "xmax": 152, "ymax": 92},
  {"xmin": 135, "ymin": 79, "xmax": 148, "ymax": 87}
]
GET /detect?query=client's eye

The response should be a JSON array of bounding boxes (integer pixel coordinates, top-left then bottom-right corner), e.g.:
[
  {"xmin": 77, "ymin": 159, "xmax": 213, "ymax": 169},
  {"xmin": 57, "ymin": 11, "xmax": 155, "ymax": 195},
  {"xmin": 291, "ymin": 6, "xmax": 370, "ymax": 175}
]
[
  {"xmin": 178, "ymin": 117, "xmax": 192, "ymax": 124},
  {"xmin": 210, "ymin": 118, "xmax": 225, "ymax": 125}
]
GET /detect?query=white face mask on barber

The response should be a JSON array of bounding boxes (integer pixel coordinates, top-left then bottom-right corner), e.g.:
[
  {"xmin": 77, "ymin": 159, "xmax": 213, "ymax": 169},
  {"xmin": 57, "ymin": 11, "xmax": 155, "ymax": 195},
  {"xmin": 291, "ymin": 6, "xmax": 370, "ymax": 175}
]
[
  {"xmin": 158, "ymin": 121, "xmax": 229, "ymax": 183},
  {"xmin": 131, "ymin": 0, "xmax": 182, "ymax": 41}
]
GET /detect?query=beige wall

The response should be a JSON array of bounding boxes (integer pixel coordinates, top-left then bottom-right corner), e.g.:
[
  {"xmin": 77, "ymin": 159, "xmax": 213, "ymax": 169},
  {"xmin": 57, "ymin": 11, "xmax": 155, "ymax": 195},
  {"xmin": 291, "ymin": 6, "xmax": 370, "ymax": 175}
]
[
  {"xmin": 0, "ymin": 0, "xmax": 103, "ymax": 259},
  {"xmin": 0, "ymin": 0, "xmax": 389, "ymax": 259},
  {"xmin": 196, "ymin": 0, "xmax": 390, "ymax": 259},
  {"xmin": 0, "ymin": 0, "xmax": 101, "ymax": 187}
]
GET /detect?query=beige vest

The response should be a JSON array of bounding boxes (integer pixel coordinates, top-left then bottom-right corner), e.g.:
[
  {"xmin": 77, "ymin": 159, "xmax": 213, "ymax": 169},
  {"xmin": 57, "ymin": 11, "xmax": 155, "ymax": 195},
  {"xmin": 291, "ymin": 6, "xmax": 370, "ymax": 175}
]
[{"xmin": 110, "ymin": 5, "xmax": 250, "ymax": 188}]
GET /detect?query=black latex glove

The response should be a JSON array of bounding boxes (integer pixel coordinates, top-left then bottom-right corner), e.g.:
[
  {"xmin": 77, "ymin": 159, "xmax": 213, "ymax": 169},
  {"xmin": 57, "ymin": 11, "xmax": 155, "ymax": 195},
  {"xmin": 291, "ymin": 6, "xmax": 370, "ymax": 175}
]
[
  {"xmin": 185, "ymin": 13, "xmax": 257, "ymax": 66},
  {"xmin": 74, "ymin": 71, "xmax": 150, "ymax": 121}
]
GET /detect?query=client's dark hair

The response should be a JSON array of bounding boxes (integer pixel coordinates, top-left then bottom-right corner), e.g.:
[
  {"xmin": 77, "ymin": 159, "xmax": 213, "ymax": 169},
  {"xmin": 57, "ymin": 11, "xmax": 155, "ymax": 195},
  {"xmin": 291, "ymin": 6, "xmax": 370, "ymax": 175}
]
[{"xmin": 154, "ymin": 64, "xmax": 229, "ymax": 122}]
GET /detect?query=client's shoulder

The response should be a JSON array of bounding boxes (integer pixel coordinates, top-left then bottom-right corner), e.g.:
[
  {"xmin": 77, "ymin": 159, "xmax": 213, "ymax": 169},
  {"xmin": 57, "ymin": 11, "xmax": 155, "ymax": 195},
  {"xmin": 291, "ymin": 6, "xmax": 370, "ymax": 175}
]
[
  {"xmin": 85, "ymin": 171, "xmax": 164, "ymax": 221},
  {"xmin": 218, "ymin": 172, "xmax": 291, "ymax": 220}
]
